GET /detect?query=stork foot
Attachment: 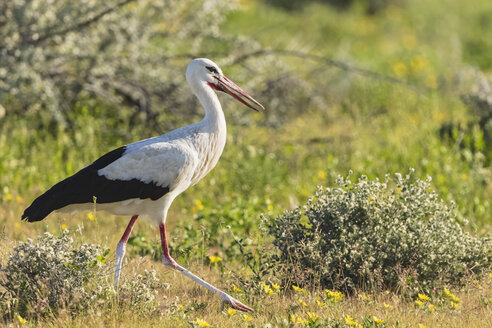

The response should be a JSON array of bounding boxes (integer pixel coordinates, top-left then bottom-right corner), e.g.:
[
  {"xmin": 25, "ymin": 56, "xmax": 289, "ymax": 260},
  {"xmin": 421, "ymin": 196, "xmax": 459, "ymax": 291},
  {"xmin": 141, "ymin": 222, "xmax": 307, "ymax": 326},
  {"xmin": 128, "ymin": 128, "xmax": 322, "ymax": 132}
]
[
  {"xmin": 159, "ymin": 223, "xmax": 253, "ymax": 312},
  {"xmin": 220, "ymin": 293, "xmax": 253, "ymax": 312}
]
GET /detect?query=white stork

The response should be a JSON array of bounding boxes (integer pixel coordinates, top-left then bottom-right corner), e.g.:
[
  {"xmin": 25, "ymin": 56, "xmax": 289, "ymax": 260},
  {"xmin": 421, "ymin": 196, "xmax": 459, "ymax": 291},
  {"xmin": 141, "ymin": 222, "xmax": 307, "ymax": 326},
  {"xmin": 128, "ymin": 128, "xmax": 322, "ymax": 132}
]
[{"xmin": 22, "ymin": 58, "xmax": 264, "ymax": 312}]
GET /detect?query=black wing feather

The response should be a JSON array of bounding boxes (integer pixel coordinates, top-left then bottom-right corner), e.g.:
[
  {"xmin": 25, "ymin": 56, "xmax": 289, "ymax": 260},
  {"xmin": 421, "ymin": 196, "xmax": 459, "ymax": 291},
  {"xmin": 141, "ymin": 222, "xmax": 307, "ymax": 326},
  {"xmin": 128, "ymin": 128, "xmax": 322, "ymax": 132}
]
[{"xmin": 22, "ymin": 146, "xmax": 169, "ymax": 222}]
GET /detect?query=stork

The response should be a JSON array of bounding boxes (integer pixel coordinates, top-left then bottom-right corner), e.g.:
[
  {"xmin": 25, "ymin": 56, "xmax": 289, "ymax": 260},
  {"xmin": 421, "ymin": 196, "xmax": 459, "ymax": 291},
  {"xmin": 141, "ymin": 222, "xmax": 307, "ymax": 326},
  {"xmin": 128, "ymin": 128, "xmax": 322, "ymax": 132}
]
[{"xmin": 21, "ymin": 58, "xmax": 264, "ymax": 312}]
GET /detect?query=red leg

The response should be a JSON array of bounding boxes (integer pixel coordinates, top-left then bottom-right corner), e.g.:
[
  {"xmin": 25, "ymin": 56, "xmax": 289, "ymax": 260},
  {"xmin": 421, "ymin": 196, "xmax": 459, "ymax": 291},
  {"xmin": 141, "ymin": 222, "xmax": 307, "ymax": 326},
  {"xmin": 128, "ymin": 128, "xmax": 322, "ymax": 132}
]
[
  {"xmin": 120, "ymin": 215, "xmax": 139, "ymax": 244},
  {"xmin": 158, "ymin": 222, "xmax": 253, "ymax": 312},
  {"xmin": 159, "ymin": 223, "xmax": 178, "ymax": 268},
  {"xmin": 114, "ymin": 215, "xmax": 139, "ymax": 286}
]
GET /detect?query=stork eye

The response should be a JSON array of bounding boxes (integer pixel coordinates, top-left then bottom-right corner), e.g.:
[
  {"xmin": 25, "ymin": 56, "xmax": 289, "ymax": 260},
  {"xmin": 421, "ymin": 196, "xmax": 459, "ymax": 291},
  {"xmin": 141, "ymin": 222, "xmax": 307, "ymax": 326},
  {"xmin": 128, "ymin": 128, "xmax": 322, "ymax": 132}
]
[{"xmin": 206, "ymin": 66, "xmax": 218, "ymax": 74}]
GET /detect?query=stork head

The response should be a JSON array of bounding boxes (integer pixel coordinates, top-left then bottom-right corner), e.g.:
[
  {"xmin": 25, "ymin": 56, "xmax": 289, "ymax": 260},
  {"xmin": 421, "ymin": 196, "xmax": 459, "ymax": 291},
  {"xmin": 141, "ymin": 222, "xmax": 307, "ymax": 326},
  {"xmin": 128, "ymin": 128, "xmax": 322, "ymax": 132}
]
[{"xmin": 186, "ymin": 58, "xmax": 264, "ymax": 112}]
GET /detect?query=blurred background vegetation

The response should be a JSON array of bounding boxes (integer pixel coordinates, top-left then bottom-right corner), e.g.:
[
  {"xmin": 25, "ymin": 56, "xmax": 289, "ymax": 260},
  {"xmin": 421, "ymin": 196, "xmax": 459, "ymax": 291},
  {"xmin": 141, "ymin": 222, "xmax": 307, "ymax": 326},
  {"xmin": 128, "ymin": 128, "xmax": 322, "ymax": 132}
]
[
  {"xmin": 1, "ymin": 0, "xmax": 492, "ymax": 325},
  {"xmin": 1, "ymin": 0, "xmax": 491, "ymax": 264}
]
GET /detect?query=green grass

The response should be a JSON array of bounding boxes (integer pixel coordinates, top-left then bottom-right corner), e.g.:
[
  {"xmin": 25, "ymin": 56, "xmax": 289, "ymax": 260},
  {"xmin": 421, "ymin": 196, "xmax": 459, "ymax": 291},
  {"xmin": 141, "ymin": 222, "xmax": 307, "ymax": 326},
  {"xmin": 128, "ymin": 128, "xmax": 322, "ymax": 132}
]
[{"xmin": 1, "ymin": 0, "xmax": 491, "ymax": 326}]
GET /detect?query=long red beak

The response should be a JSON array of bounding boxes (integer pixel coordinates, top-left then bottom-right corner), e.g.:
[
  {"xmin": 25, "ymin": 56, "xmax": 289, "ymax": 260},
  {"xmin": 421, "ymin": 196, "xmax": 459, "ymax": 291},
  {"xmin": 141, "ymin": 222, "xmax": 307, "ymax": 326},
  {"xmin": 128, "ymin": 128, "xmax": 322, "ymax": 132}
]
[{"xmin": 210, "ymin": 75, "xmax": 265, "ymax": 112}]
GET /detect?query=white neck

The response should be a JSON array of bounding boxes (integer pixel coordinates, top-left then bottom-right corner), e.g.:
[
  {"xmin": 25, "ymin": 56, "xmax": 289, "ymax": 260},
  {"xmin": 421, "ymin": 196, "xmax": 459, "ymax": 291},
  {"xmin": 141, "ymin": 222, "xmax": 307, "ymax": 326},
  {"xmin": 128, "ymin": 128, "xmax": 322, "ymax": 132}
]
[{"xmin": 191, "ymin": 81, "xmax": 226, "ymax": 132}]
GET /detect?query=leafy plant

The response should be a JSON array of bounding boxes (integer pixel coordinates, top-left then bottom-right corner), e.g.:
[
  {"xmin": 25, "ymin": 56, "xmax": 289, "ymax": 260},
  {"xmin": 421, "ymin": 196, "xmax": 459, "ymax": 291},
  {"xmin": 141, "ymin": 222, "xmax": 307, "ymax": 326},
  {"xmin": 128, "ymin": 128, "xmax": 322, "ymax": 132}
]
[
  {"xmin": 117, "ymin": 269, "xmax": 164, "ymax": 316},
  {"xmin": 0, "ymin": 0, "xmax": 237, "ymax": 127},
  {"xmin": 0, "ymin": 231, "xmax": 165, "ymax": 321},
  {"xmin": 441, "ymin": 68, "xmax": 492, "ymax": 163},
  {"xmin": 263, "ymin": 171, "xmax": 491, "ymax": 293},
  {"xmin": 0, "ymin": 231, "xmax": 110, "ymax": 319}
]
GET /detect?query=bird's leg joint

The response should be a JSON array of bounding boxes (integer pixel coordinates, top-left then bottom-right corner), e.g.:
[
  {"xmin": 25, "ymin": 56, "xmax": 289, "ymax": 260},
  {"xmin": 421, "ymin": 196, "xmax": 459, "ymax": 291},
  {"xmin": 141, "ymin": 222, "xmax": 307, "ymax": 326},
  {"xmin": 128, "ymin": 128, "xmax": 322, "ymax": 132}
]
[{"xmin": 161, "ymin": 252, "xmax": 179, "ymax": 269}]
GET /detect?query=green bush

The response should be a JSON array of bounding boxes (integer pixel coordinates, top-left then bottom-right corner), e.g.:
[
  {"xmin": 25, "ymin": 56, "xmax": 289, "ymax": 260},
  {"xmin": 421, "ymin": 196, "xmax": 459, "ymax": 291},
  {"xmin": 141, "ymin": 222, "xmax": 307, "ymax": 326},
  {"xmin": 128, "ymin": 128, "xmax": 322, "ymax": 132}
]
[
  {"xmin": 0, "ymin": 231, "xmax": 163, "ymax": 321},
  {"xmin": 0, "ymin": 231, "xmax": 110, "ymax": 319},
  {"xmin": 117, "ymin": 269, "xmax": 163, "ymax": 316},
  {"xmin": 263, "ymin": 171, "xmax": 491, "ymax": 293}
]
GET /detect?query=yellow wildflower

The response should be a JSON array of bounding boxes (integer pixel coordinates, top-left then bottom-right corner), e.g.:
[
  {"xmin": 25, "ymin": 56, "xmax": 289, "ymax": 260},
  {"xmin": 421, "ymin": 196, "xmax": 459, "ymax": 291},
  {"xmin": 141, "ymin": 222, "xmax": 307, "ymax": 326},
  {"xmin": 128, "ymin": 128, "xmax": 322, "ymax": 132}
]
[
  {"xmin": 326, "ymin": 289, "xmax": 344, "ymax": 303},
  {"xmin": 208, "ymin": 255, "xmax": 222, "ymax": 264},
  {"xmin": 242, "ymin": 314, "xmax": 253, "ymax": 322},
  {"xmin": 444, "ymin": 288, "xmax": 461, "ymax": 302},
  {"xmin": 232, "ymin": 284, "xmax": 243, "ymax": 293},
  {"xmin": 5, "ymin": 193, "xmax": 13, "ymax": 201},
  {"xmin": 418, "ymin": 293, "xmax": 431, "ymax": 302},
  {"xmin": 292, "ymin": 285, "xmax": 307, "ymax": 294},
  {"xmin": 410, "ymin": 55, "xmax": 428, "ymax": 73},
  {"xmin": 17, "ymin": 315, "xmax": 27, "ymax": 324},
  {"xmin": 271, "ymin": 283, "xmax": 281, "ymax": 290},
  {"xmin": 87, "ymin": 212, "xmax": 96, "ymax": 221},
  {"xmin": 451, "ymin": 294, "xmax": 461, "ymax": 303},
  {"xmin": 450, "ymin": 301, "xmax": 461, "ymax": 309},
  {"xmin": 372, "ymin": 316, "xmax": 384, "ymax": 324},
  {"xmin": 307, "ymin": 312, "xmax": 320, "ymax": 320},
  {"xmin": 299, "ymin": 318, "xmax": 309, "ymax": 324},
  {"xmin": 195, "ymin": 200, "xmax": 204, "ymax": 210},
  {"xmin": 298, "ymin": 299, "xmax": 308, "ymax": 307},
  {"xmin": 263, "ymin": 284, "xmax": 276, "ymax": 295},
  {"xmin": 428, "ymin": 304, "xmax": 435, "ymax": 311},
  {"xmin": 191, "ymin": 200, "xmax": 204, "ymax": 214},
  {"xmin": 193, "ymin": 318, "xmax": 212, "ymax": 327},
  {"xmin": 61, "ymin": 224, "xmax": 69, "ymax": 231},
  {"xmin": 316, "ymin": 297, "xmax": 326, "ymax": 307},
  {"xmin": 344, "ymin": 315, "xmax": 359, "ymax": 326},
  {"xmin": 318, "ymin": 171, "xmax": 327, "ymax": 180},
  {"xmin": 383, "ymin": 302, "xmax": 393, "ymax": 309},
  {"xmin": 488, "ymin": 273, "xmax": 492, "ymax": 279},
  {"xmin": 290, "ymin": 314, "xmax": 308, "ymax": 324},
  {"xmin": 392, "ymin": 62, "xmax": 408, "ymax": 78},
  {"xmin": 418, "ymin": 324, "xmax": 428, "ymax": 328},
  {"xmin": 177, "ymin": 304, "xmax": 184, "ymax": 311},
  {"xmin": 415, "ymin": 300, "xmax": 425, "ymax": 307},
  {"xmin": 358, "ymin": 293, "xmax": 371, "ymax": 301},
  {"xmin": 227, "ymin": 308, "xmax": 236, "ymax": 316},
  {"xmin": 15, "ymin": 195, "xmax": 23, "ymax": 203}
]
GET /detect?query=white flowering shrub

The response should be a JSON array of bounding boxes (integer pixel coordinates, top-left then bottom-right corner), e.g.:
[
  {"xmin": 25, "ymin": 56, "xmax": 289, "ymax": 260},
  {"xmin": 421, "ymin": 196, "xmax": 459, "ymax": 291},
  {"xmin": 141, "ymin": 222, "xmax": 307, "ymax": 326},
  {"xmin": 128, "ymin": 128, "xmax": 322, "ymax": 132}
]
[
  {"xmin": 0, "ymin": 0, "xmax": 328, "ymax": 130},
  {"xmin": 264, "ymin": 171, "xmax": 491, "ymax": 293},
  {"xmin": 0, "ymin": 231, "xmax": 110, "ymax": 319},
  {"xmin": 0, "ymin": 0, "xmax": 238, "ymax": 127},
  {"xmin": 0, "ymin": 231, "xmax": 164, "ymax": 320},
  {"xmin": 118, "ymin": 269, "xmax": 163, "ymax": 315}
]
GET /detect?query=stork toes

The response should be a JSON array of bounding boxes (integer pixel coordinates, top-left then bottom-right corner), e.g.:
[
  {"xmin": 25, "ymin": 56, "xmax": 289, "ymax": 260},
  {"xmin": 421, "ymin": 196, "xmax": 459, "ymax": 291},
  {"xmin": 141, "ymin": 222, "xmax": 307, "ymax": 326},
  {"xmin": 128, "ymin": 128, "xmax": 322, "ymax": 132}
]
[
  {"xmin": 163, "ymin": 258, "xmax": 253, "ymax": 312},
  {"xmin": 220, "ymin": 293, "xmax": 253, "ymax": 312},
  {"xmin": 227, "ymin": 299, "xmax": 254, "ymax": 312},
  {"xmin": 159, "ymin": 223, "xmax": 253, "ymax": 312}
]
